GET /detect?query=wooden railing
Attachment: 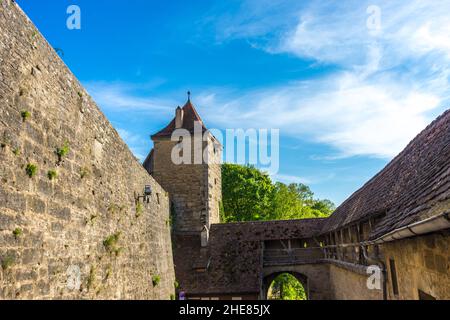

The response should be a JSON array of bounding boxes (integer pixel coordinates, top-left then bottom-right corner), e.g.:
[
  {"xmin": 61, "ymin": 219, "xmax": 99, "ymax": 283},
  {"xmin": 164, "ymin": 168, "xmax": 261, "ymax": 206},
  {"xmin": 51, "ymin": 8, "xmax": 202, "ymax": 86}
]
[{"xmin": 263, "ymin": 248, "xmax": 324, "ymax": 266}]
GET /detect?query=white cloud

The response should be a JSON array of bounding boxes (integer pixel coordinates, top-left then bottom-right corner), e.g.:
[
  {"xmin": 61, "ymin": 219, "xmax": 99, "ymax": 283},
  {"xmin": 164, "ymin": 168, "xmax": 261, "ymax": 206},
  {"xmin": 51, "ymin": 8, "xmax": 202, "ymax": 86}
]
[
  {"xmin": 272, "ymin": 172, "xmax": 336, "ymax": 185},
  {"xmin": 213, "ymin": 1, "xmax": 450, "ymax": 69},
  {"xmin": 84, "ymin": 81, "xmax": 175, "ymax": 115},
  {"xmin": 194, "ymin": 0, "xmax": 450, "ymax": 159},
  {"xmin": 272, "ymin": 174, "xmax": 311, "ymax": 185},
  {"xmin": 204, "ymin": 0, "xmax": 304, "ymax": 43},
  {"xmin": 195, "ymin": 70, "xmax": 442, "ymax": 158},
  {"xmin": 252, "ymin": 1, "xmax": 450, "ymax": 92},
  {"xmin": 116, "ymin": 128, "xmax": 147, "ymax": 161},
  {"xmin": 116, "ymin": 128, "xmax": 141, "ymax": 145}
]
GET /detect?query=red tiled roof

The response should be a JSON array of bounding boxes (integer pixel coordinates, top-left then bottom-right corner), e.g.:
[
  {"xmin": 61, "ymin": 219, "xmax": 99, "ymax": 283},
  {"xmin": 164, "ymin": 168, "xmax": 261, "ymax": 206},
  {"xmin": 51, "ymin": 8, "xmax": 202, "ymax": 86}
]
[{"xmin": 151, "ymin": 99, "xmax": 207, "ymax": 139}]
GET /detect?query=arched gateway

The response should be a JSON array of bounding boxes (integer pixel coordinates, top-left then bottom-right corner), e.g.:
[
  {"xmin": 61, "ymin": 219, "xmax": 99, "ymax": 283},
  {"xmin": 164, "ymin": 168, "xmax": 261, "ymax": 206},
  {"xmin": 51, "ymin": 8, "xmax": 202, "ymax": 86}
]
[{"xmin": 263, "ymin": 272, "xmax": 308, "ymax": 300}]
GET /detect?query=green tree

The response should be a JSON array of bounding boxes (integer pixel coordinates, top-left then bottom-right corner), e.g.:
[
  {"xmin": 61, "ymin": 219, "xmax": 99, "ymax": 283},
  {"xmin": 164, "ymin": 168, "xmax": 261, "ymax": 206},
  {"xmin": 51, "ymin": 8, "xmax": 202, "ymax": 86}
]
[
  {"xmin": 221, "ymin": 164, "xmax": 274, "ymax": 222},
  {"xmin": 270, "ymin": 182, "xmax": 304, "ymax": 220},
  {"xmin": 268, "ymin": 273, "xmax": 307, "ymax": 300},
  {"xmin": 221, "ymin": 164, "xmax": 335, "ymax": 222},
  {"xmin": 311, "ymin": 199, "xmax": 336, "ymax": 216},
  {"xmin": 270, "ymin": 182, "xmax": 333, "ymax": 220}
]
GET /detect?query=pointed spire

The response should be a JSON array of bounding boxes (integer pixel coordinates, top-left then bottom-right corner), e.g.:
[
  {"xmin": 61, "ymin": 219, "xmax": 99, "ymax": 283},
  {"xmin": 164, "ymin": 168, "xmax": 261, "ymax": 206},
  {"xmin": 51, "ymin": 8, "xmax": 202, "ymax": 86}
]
[{"xmin": 187, "ymin": 91, "xmax": 191, "ymax": 102}]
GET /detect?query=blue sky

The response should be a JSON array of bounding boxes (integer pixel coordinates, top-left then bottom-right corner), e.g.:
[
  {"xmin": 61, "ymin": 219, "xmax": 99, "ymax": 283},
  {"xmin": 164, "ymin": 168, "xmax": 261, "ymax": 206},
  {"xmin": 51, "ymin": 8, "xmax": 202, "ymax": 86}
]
[{"xmin": 17, "ymin": 0, "xmax": 450, "ymax": 205}]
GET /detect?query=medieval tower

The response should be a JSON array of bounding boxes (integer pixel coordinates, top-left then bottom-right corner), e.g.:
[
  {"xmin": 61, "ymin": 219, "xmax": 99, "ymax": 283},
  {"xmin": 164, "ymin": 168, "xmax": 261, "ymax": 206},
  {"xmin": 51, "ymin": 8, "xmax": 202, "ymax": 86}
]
[{"xmin": 144, "ymin": 94, "xmax": 222, "ymax": 243}]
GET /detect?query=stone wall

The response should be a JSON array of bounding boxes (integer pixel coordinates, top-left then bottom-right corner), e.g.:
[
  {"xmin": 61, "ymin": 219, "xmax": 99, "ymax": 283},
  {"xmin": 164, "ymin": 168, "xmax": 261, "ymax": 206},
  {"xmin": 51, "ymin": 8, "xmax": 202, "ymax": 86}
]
[
  {"xmin": 205, "ymin": 133, "xmax": 222, "ymax": 227},
  {"xmin": 327, "ymin": 264, "xmax": 383, "ymax": 300},
  {"xmin": 152, "ymin": 132, "xmax": 222, "ymax": 233},
  {"xmin": 0, "ymin": 0, "xmax": 175, "ymax": 300},
  {"xmin": 152, "ymin": 138, "xmax": 208, "ymax": 233},
  {"xmin": 382, "ymin": 231, "xmax": 450, "ymax": 300},
  {"xmin": 325, "ymin": 231, "xmax": 450, "ymax": 300}
]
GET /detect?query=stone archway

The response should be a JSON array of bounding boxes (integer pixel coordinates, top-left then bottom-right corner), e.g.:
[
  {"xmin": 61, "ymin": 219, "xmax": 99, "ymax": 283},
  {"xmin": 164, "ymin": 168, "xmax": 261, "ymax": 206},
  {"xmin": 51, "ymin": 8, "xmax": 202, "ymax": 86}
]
[
  {"xmin": 262, "ymin": 271, "xmax": 308, "ymax": 300},
  {"xmin": 262, "ymin": 264, "xmax": 332, "ymax": 300}
]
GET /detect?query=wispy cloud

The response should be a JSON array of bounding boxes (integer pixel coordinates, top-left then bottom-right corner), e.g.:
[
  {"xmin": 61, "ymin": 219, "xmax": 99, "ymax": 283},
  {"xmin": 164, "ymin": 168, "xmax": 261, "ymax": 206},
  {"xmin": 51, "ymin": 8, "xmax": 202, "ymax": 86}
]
[
  {"xmin": 203, "ymin": 0, "xmax": 304, "ymax": 44},
  {"xmin": 208, "ymin": 1, "xmax": 450, "ymax": 68},
  {"xmin": 194, "ymin": 0, "xmax": 450, "ymax": 159},
  {"xmin": 272, "ymin": 174, "xmax": 312, "ymax": 185},
  {"xmin": 84, "ymin": 81, "xmax": 176, "ymax": 116},
  {"xmin": 276, "ymin": 1, "xmax": 450, "ymax": 77},
  {"xmin": 83, "ymin": 81, "xmax": 181, "ymax": 162},
  {"xmin": 272, "ymin": 172, "xmax": 336, "ymax": 185},
  {"xmin": 195, "ymin": 73, "xmax": 442, "ymax": 158},
  {"xmin": 116, "ymin": 128, "xmax": 148, "ymax": 162}
]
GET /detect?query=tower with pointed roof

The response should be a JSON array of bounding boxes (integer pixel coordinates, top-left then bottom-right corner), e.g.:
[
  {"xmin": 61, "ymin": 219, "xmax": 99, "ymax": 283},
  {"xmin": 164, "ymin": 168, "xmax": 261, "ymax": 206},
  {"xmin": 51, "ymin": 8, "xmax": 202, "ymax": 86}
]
[{"xmin": 144, "ymin": 93, "xmax": 222, "ymax": 241}]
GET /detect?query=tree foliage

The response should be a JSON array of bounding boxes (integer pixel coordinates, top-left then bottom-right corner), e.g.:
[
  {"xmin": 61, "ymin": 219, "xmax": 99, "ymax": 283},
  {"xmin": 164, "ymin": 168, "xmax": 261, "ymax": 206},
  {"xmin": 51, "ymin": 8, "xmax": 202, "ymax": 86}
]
[
  {"xmin": 221, "ymin": 163, "xmax": 335, "ymax": 222},
  {"xmin": 268, "ymin": 273, "xmax": 307, "ymax": 300},
  {"xmin": 221, "ymin": 163, "xmax": 274, "ymax": 222}
]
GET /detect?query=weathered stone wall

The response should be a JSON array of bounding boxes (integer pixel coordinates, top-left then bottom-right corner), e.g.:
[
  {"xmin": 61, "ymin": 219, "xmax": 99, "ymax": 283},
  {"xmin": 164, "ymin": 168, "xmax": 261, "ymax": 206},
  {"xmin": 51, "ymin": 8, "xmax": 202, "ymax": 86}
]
[
  {"xmin": 325, "ymin": 231, "xmax": 450, "ymax": 300},
  {"xmin": 0, "ymin": 0, "xmax": 175, "ymax": 300},
  {"xmin": 378, "ymin": 198, "xmax": 450, "ymax": 300},
  {"xmin": 152, "ymin": 138, "xmax": 208, "ymax": 233},
  {"xmin": 152, "ymin": 132, "xmax": 222, "ymax": 233},
  {"xmin": 205, "ymin": 134, "xmax": 222, "ymax": 227},
  {"xmin": 327, "ymin": 264, "xmax": 383, "ymax": 300},
  {"xmin": 382, "ymin": 232, "xmax": 450, "ymax": 300}
]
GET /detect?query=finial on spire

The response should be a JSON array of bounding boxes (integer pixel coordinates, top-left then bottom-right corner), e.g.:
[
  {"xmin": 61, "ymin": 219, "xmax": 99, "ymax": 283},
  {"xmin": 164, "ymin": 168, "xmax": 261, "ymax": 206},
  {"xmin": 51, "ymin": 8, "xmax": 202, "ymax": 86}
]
[{"xmin": 187, "ymin": 91, "xmax": 191, "ymax": 101}]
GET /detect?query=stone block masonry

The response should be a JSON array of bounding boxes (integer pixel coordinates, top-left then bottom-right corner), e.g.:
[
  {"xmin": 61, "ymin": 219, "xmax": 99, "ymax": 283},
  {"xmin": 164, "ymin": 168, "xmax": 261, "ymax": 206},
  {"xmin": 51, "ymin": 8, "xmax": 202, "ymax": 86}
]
[{"xmin": 0, "ymin": 0, "xmax": 175, "ymax": 299}]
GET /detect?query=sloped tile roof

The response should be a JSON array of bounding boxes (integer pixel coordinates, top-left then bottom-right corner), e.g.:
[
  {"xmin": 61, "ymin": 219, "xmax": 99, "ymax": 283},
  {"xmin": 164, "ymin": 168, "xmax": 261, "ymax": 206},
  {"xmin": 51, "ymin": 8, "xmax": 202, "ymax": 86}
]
[{"xmin": 321, "ymin": 109, "xmax": 450, "ymax": 240}]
